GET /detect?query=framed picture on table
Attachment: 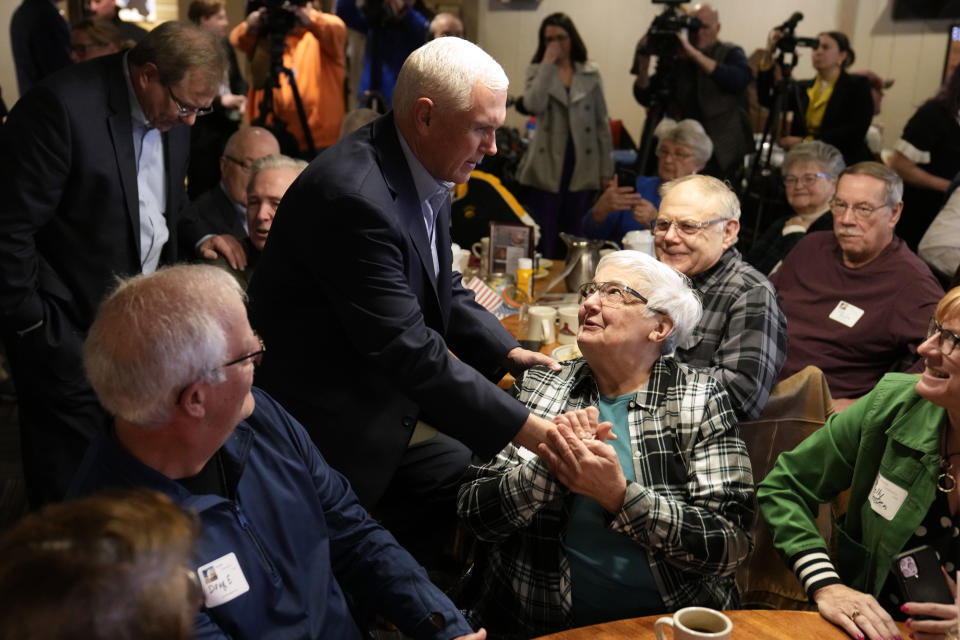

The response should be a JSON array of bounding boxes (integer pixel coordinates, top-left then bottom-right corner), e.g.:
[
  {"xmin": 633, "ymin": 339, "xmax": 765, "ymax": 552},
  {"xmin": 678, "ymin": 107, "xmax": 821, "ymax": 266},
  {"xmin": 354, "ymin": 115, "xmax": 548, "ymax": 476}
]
[{"xmin": 489, "ymin": 221, "xmax": 533, "ymax": 278}]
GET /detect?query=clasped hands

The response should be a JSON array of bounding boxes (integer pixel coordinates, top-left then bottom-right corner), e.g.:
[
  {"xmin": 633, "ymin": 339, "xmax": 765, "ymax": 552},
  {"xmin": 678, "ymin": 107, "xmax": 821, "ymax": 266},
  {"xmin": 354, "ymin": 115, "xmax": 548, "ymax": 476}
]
[{"xmin": 537, "ymin": 407, "xmax": 628, "ymax": 514}]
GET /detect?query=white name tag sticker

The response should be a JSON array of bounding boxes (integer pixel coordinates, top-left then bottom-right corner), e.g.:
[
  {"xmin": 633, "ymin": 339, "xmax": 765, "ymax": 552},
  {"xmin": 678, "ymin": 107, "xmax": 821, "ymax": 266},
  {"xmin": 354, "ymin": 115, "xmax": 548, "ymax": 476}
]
[
  {"xmin": 869, "ymin": 474, "xmax": 908, "ymax": 521},
  {"xmin": 829, "ymin": 301, "xmax": 865, "ymax": 328},
  {"xmin": 197, "ymin": 552, "xmax": 250, "ymax": 608}
]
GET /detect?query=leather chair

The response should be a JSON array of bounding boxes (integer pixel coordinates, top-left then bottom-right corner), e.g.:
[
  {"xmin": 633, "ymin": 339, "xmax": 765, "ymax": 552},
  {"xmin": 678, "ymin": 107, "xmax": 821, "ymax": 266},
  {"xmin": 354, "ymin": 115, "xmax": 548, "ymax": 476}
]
[{"xmin": 736, "ymin": 365, "xmax": 839, "ymax": 609}]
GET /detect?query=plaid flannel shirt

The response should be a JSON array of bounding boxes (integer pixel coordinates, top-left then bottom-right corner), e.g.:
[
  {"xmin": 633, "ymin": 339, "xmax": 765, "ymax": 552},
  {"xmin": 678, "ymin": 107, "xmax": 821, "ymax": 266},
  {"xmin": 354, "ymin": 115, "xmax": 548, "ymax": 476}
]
[
  {"xmin": 675, "ymin": 247, "xmax": 786, "ymax": 421},
  {"xmin": 456, "ymin": 357, "xmax": 755, "ymax": 638}
]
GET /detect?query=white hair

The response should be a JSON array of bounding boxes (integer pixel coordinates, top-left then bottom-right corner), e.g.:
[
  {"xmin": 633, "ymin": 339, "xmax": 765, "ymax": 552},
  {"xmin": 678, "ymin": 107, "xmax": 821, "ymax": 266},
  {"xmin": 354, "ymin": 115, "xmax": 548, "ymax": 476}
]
[
  {"xmin": 654, "ymin": 117, "xmax": 714, "ymax": 166},
  {"xmin": 392, "ymin": 37, "xmax": 508, "ymax": 119},
  {"xmin": 595, "ymin": 250, "xmax": 703, "ymax": 353},
  {"xmin": 659, "ymin": 173, "xmax": 742, "ymax": 220},
  {"xmin": 83, "ymin": 265, "xmax": 244, "ymax": 426},
  {"xmin": 248, "ymin": 153, "xmax": 308, "ymax": 186}
]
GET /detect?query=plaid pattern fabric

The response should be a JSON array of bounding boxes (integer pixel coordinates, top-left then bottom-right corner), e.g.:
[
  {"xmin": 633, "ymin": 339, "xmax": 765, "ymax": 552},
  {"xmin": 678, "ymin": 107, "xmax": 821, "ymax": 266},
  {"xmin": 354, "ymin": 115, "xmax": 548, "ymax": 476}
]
[
  {"xmin": 675, "ymin": 248, "xmax": 786, "ymax": 421},
  {"xmin": 456, "ymin": 357, "xmax": 755, "ymax": 638}
]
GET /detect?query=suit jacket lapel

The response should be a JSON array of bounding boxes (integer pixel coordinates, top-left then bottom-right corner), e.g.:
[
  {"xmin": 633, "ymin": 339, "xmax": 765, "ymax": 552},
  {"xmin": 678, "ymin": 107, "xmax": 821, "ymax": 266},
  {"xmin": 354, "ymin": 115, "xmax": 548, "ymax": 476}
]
[
  {"xmin": 373, "ymin": 114, "xmax": 440, "ymax": 296},
  {"xmin": 105, "ymin": 54, "xmax": 141, "ymax": 260}
]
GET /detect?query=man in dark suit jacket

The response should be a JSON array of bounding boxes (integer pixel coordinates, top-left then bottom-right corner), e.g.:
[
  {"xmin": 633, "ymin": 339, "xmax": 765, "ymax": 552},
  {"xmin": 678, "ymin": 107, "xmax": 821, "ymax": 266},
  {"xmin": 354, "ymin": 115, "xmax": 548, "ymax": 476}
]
[
  {"xmin": 247, "ymin": 36, "xmax": 573, "ymax": 568},
  {"xmin": 0, "ymin": 21, "xmax": 227, "ymax": 507},
  {"xmin": 178, "ymin": 125, "xmax": 279, "ymax": 267}
]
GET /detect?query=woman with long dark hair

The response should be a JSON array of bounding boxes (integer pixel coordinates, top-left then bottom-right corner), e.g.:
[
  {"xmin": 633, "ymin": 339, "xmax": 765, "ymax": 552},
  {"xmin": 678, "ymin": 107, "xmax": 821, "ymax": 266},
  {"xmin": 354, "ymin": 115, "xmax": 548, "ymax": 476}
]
[
  {"xmin": 758, "ymin": 30, "xmax": 873, "ymax": 166},
  {"xmin": 890, "ymin": 64, "xmax": 960, "ymax": 250},
  {"xmin": 515, "ymin": 12, "xmax": 613, "ymax": 258}
]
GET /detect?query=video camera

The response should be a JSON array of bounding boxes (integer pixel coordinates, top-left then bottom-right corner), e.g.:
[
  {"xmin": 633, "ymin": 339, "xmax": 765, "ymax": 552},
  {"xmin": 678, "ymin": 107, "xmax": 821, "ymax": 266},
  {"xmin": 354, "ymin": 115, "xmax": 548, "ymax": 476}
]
[
  {"xmin": 247, "ymin": 0, "xmax": 309, "ymax": 42},
  {"xmin": 645, "ymin": 0, "xmax": 701, "ymax": 58},
  {"xmin": 772, "ymin": 11, "xmax": 818, "ymax": 55}
]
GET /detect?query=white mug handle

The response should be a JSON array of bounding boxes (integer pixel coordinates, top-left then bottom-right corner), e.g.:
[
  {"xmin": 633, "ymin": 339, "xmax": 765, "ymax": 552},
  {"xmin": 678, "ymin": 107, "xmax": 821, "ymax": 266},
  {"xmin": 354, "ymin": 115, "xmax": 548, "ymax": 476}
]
[
  {"xmin": 654, "ymin": 617, "xmax": 674, "ymax": 640},
  {"xmin": 541, "ymin": 317, "xmax": 552, "ymax": 343},
  {"xmin": 471, "ymin": 242, "xmax": 483, "ymax": 258}
]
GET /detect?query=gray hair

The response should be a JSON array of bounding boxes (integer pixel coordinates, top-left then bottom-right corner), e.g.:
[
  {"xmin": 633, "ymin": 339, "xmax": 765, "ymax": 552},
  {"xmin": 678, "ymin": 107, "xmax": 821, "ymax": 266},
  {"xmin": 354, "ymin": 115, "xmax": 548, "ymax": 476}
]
[
  {"xmin": 595, "ymin": 250, "xmax": 703, "ymax": 354},
  {"xmin": 127, "ymin": 21, "xmax": 227, "ymax": 92},
  {"xmin": 248, "ymin": 153, "xmax": 308, "ymax": 185},
  {"xmin": 654, "ymin": 118, "xmax": 714, "ymax": 166},
  {"xmin": 83, "ymin": 265, "xmax": 244, "ymax": 426},
  {"xmin": 782, "ymin": 141, "xmax": 845, "ymax": 178},
  {"xmin": 840, "ymin": 161, "xmax": 904, "ymax": 208},
  {"xmin": 659, "ymin": 174, "xmax": 741, "ymax": 220},
  {"xmin": 393, "ymin": 37, "xmax": 508, "ymax": 119}
]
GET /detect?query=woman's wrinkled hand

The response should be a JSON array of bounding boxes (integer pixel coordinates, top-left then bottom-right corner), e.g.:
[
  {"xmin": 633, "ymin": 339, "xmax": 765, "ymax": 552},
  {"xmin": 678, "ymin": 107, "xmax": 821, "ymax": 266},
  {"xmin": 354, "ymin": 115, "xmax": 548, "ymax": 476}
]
[{"xmin": 813, "ymin": 583, "xmax": 902, "ymax": 640}]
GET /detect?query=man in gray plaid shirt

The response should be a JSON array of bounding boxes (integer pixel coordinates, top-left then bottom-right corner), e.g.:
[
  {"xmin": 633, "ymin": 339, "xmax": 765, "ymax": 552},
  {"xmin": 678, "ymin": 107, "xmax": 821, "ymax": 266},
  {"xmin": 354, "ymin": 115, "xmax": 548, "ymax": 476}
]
[
  {"xmin": 457, "ymin": 250, "xmax": 754, "ymax": 638},
  {"xmin": 654, "ymin": 174, "xmax": 786, "ymax": 420}
]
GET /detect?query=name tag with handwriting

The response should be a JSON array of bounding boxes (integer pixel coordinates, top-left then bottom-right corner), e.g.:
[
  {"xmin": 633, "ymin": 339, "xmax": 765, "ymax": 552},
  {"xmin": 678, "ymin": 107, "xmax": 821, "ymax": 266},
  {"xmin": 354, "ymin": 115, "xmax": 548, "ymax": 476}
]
[{"xmin": 869, "ymin": 474, "xmax": 908, "ymax": 521}]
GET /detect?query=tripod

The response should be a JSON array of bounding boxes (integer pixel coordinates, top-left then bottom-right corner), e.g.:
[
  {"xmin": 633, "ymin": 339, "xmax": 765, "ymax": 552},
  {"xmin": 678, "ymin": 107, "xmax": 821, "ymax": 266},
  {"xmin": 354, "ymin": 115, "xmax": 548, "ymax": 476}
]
[
  {"xmin": 739, "ymin": 49, "xmax": 805, "ymax": 250},
  {"xmin": 635, "ymin": 55, "xmax": 679, "ymax": 177},
  {"xmin": 252, "ymin": 26, "xmax": 316, "ymax": 160}
]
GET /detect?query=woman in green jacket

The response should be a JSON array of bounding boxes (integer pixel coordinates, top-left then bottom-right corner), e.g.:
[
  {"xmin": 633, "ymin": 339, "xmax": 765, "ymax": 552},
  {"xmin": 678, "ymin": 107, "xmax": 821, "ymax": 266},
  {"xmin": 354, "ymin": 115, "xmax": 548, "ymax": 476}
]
[{"xmin": 759, "ymin": 286, "xmax": 960, "ymax": 640}]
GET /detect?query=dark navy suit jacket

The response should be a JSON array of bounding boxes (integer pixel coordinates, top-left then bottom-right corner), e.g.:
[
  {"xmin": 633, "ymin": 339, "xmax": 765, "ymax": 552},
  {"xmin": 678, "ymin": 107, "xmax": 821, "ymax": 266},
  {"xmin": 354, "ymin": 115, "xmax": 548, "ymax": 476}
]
[
  {"xmin": 248, "ymin": 113, "xmax": 528, "ymax": 507},
  {"xmin": 0, "ymin": 53, "xmax": 190, "ymax": 500}
]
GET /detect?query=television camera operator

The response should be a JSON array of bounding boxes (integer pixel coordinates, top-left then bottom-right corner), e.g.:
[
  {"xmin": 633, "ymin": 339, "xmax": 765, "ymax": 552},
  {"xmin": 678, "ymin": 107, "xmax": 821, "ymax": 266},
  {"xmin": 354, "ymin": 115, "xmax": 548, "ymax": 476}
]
[
  {"xmin": 230, "ymin": 0, "xmax": 346, "ymax": 158},
  {"xmin": 632, "ymin": 1, "xmax": 752, "ymax": 181}
]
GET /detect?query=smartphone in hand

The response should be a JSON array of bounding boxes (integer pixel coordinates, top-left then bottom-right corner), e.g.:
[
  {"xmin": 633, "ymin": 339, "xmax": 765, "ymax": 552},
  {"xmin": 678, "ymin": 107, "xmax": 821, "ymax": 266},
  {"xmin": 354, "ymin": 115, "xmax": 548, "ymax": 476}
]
[{"xmin": 891, "ymin": 545, "xmax": 953, "ymax": 617}]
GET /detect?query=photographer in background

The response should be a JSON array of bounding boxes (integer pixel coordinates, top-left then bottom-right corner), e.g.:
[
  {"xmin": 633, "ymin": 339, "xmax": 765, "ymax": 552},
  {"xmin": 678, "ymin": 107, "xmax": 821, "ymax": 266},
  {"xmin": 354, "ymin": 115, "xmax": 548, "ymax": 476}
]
[
  {"xmin": 632, "ymin": 2, "xmax": 752, "ymax": 181},
  {"xmin": 337, "ymin": 0, "xmax": 430, "ymax": 106},
  {"xmin": 230, "ymin": 0, "xmax": 346, "ymax": 157}
]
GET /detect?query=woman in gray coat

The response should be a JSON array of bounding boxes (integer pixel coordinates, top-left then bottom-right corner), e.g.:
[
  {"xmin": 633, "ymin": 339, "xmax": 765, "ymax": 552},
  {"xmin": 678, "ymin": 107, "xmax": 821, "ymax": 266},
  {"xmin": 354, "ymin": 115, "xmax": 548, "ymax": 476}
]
[{"xmin": 516, "ymin": 12, "xmax": 614, "ymax": 259}]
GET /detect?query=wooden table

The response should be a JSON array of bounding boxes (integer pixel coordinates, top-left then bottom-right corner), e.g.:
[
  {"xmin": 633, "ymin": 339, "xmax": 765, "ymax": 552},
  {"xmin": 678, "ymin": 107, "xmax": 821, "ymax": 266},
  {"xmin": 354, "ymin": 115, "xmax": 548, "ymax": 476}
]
[{"xmin": 532, "ymin": 609, "xmax": 909, "ymax": 639}]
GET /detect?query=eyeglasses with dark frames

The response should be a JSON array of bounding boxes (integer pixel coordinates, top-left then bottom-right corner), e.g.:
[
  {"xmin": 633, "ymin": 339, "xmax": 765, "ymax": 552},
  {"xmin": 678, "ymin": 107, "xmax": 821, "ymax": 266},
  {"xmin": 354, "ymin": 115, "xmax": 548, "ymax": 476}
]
[
  {"xmin": 927, "ymin": 318, "xmax": 960, "ymax": 357},
  {"xmin": 167, "ymin": 85, "xmax": 214, "ymax": 118},
  {"xmin": 175, "ymin": 335, "xmax": 265, "ymax": 404},
  {"xmin": 651, "ymin": 217, "xmax": 727, "ymax": 236},
  {"xmin": 223, "ymin": 155, "xmax": 253, "ymax": 172}
]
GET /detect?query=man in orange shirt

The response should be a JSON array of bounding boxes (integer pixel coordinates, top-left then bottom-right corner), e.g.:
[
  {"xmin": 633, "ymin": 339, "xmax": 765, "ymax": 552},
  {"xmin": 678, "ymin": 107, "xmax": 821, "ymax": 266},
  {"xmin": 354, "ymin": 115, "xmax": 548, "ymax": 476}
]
[{"xmin": 230, "ymin": 2, "xmax": 345, "ymax": 157}]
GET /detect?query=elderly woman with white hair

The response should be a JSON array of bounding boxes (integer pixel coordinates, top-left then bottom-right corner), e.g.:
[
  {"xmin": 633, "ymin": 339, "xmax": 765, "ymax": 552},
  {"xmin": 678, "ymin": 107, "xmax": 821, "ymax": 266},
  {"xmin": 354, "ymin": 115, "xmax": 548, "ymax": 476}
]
[
  {"xmin": 457, "ymin": 250, "xmax": 755, "ymax": 639},
  {"xmin": 582, "ymin": 118, "xmax": 714, "ymax": 244}
]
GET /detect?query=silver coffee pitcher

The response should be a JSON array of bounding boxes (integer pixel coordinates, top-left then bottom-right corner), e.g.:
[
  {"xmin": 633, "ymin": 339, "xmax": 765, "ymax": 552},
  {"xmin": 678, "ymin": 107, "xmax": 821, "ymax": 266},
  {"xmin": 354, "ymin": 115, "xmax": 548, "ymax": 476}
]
[{"xmin": 559, "ymin": 233, "xmax": 619, "ymax": 292}]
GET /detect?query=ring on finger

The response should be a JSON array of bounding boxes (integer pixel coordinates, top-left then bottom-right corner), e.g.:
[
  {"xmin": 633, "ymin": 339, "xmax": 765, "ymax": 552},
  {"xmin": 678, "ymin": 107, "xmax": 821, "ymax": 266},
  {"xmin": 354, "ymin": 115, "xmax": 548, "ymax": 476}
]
[{"xmin": 849, "ymin": 609, "xmax": 861, "ymax": 620}]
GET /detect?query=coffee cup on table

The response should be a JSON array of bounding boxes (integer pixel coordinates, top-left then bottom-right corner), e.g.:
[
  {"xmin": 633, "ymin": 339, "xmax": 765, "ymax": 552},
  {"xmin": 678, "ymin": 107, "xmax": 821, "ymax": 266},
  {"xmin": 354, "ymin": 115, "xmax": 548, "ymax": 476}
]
[
  {"xmin": 556, "ymin": 305, "xmax": 579, "ymax": 345},
  {"xmin": 654, "ymin": 607, "xmax": 732, "ymax": 640},
  {"xmin": 526, "ymin": 305, "xmax": 557, "ymax": 344},
  {"xmin": 471, "ymin": 237, "xmax": 490, "ymax": 274}
]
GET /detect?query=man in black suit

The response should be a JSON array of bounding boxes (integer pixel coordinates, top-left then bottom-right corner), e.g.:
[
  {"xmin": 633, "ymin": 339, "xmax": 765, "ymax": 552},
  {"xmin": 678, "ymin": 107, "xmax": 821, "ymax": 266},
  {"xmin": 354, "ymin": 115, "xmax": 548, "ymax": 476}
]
[
  {"xmin": 0, "ymin": 21, "xmax": 227, "ymax": 507},
  {"xmin": 248, "ymin": 37, "xmax": 576, "ymax": 568},
  {"xmin": 179, "ymin": 126, "xmax": 280, "ymax": 268}
]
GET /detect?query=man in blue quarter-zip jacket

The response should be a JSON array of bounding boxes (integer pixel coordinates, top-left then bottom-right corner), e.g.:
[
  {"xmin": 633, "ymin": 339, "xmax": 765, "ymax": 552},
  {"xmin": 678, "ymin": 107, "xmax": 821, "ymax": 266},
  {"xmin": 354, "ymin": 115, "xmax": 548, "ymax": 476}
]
[{"xmin": 68, "ymin": 263, "xmax": 485, "ymax": 640}]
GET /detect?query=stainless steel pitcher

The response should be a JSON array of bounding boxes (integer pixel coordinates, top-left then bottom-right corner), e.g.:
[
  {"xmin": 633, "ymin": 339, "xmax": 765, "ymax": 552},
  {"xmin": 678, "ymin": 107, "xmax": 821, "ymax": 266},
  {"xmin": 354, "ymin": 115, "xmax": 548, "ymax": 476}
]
[{"xmin": 559, "ymin": 233, "xmax": 619, "ymax": 292}]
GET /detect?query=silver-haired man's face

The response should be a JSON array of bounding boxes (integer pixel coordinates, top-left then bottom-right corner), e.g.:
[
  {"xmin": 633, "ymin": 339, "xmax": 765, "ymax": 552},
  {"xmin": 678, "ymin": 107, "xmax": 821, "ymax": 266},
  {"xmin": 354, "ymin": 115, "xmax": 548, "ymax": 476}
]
[{"xmin": 419, "ymin": 82, "xmax": 506, "ymax": 184}]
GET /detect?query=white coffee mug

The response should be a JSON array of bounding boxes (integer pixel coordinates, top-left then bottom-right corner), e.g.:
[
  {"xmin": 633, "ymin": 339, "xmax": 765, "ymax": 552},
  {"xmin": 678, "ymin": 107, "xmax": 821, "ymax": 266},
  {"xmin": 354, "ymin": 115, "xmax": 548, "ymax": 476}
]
[
  {"xmin": 556, "ymin": 305, "xmax": 579, "ymax": 345},
  {"xmin": 527, "ymin": 305, "xmax": 557, "ymax": 344},
  {"xmin": 623, "ymin": 229, "xmax": 656, "ymax": 256},
  {"xmin": 654, "ymin": 607, "xmax": 732, "ymax": 640},
  {"xmin": 471, "ymin": 237, "xmax": 490, "ymax": 274}
]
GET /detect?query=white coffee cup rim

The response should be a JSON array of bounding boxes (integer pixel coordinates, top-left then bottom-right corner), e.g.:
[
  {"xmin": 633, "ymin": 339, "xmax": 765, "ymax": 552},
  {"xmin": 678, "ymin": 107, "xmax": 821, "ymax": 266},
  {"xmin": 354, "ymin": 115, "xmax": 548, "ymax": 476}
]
[{"xmin": 674, "ymin": 607, "xmax": 732, "ymax": 634}]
